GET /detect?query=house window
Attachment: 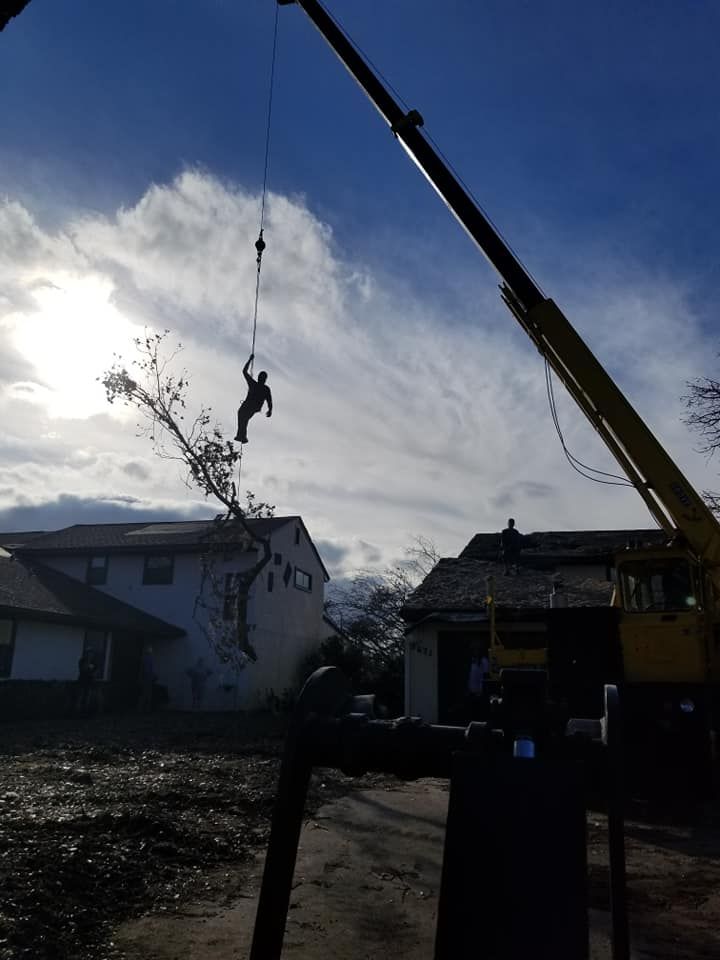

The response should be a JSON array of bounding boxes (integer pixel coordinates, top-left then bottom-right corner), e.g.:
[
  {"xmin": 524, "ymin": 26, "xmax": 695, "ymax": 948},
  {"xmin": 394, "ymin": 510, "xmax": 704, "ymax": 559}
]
[
  {"xmin": 83, "ymin": 629, "xmax": 109, "ymax": 680},
  {"xmin": 283, "ymin": 562, "xmax": 292, "ymax": 587},
  {"xmin": 267, "ymin": 571, "xmax": 274, "ymax": 593},
  {"xmin": 0, "ymin": 621, "xmax": 16, "ymax": 679},
  {"xmin": 294, "ymin": 567, "xmax": 312, "ymax": 593},
  {"xmin": 142, "ymin": 554, "xmax": 174, "ymax": 585},
  {"xmin": 86, "ymin": 555, "xmax": 109, "ymax": 586},
  {"xmin": 224, "ymin": 572, "xmax": 237, "ymax": 621},
  {"xmin": 295, "ymin": 527, "xmax": 300, "ymax": 545},
  {"xmin": 274, "ymin": 552, "xmax": 282, "ymax": 566}
]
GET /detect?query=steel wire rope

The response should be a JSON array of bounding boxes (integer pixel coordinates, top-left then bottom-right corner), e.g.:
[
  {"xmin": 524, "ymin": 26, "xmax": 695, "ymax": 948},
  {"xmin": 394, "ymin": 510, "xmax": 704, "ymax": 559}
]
[
  {"xmin": 544, "ymin": 359, "xmax": 635, "ymax": 487},
  {"xmin": 237, "ymin": 1, "xmax": 280, "ymax": 491}
]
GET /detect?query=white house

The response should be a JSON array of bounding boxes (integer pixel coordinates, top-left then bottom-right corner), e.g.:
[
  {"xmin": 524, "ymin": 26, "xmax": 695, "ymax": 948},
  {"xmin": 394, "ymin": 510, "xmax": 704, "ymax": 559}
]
[
  {"xmin": 1, "ymin": 516, "xmax": 331, "ymax": 711},
  {"xmin": 0, "ymin": 548, "xmax": 184, "ymax": 717}
]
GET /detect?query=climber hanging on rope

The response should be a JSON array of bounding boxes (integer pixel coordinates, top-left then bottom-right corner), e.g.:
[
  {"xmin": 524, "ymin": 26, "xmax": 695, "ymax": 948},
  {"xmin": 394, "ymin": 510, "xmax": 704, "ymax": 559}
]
[
  {"xmin": 231, "ymin": 4, "xmax": 279, "ymax": 454},
  {"xmin": 234, "ymin": 355, "xmax": 272, "ymax": 444}
]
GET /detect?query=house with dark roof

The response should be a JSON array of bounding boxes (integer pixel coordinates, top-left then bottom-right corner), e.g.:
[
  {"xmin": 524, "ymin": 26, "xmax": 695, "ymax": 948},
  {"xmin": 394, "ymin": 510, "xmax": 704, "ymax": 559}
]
[
  {"xmin": 0, "ymin": 553, "xmax": 183, "ymax": 717},
  {"xmin": 402, "ymin": 528, "xmax": 666, "ymax": 723},
  {"xmin": 1, "ymin": 516, "xmax": 331, "ymax": 713}
]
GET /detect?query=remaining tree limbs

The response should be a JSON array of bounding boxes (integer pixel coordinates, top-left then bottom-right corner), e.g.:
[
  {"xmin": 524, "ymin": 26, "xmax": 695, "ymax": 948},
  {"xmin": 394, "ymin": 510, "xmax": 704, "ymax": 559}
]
[{"xmin": 101, "ymin": 331, "xmax": 275, "ymax": 664}]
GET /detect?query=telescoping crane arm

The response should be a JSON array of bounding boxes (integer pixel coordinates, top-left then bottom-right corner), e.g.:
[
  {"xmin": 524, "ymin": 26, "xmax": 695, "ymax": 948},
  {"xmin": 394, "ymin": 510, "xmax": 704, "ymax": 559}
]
[{"xmin": 278, "ymin": 0, "xmax": 720, "ymax": 578}]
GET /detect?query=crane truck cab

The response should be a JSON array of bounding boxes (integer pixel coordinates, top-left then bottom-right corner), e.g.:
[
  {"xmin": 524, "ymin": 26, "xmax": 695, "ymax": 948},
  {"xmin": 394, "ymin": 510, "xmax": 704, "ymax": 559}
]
[{"xmin": 615, "ymin": 548, "xmax": 710, "ymax": 684}]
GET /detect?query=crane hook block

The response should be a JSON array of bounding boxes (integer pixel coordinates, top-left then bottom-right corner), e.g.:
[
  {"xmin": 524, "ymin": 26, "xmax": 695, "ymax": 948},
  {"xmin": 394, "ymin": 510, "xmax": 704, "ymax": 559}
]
[
  {"xmin": 391, "ymin": 109, "xmax": 424, "ymax": 137},
  {"xmin": 255, "ymin": 236, "xmax": 266, "ymax": 255}
]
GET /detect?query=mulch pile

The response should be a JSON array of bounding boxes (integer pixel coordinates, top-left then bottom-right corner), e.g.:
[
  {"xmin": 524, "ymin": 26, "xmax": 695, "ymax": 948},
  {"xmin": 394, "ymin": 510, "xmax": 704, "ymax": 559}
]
[{"xmin": 0, "ymin": 711, "xmax": 364, "ymax": 960}]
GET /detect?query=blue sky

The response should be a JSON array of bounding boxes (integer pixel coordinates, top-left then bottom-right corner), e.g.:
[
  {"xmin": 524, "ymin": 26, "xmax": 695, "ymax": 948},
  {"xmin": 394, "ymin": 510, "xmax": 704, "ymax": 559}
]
[{"xmin": 1, "ymin": 0, "xmax": 719, "ymax": 572}]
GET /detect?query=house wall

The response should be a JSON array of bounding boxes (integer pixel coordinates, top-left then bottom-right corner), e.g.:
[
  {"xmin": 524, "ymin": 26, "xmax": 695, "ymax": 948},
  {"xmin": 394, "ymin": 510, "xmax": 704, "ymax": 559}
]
[
  {"xmin": 11, "ymin": 621, "xmax": 83, "ymax": 680},
  {"xmin": 406, "ymin": 621, "xmax": 495, "ymax": 724},
  {"xmin": 247, "ymin": 520, "xmax": 326, "ymax": 704},
  {"xmin": 40, "ymin": 520, "xmax": 328, "ymax": 710},
  {"xmin": 405, "ymin": 625, "xmax": 438, "ymax": 721}
]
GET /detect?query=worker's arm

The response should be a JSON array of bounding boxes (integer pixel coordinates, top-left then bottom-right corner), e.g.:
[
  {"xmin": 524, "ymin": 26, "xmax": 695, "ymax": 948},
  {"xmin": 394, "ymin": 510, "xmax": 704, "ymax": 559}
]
[
  {"xmin": 266, "ymin": 387, "xmax": 273, "ymax": 417},
  {"xmin": 243, "ymin": 354, "xmax": 254, "ymax": 386}
]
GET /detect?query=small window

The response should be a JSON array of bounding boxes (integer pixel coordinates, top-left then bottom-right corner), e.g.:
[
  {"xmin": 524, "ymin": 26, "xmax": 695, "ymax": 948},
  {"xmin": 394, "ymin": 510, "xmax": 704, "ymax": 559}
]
[
  {"xmin": 0, "ymin": 621, "xmax": 16, "ymax": 678},
  {"xmin": 274, "ymin": 552, "xmax": 282, "ymax": 566},
  {"xmin": 295, "ymin": 527, "xmax": 300, "ymax": 545},
  {"xmin": 267, "ymin": 571, "xmax": 274, "ymax": 592},
  {"xmin": 143, "ymin": 554, "xmax": 174, "ymax": 585},
  {"xmin": 86, "ymin": 555, "xmax": 108, "ymax": 586},
  {"xmin": 619, "ymin": 559, "xmax": 697, "ymax": 613},
  {"xmin": 223, "ymin": 572, "xmax": 237, "ymax": 621},
  {"xmin": 82, "ymin": 630, "xmax": 108, "ymax": 680},
  {"xmin": 283, "ymin": 562, "xmax": 292, "ymax": 587},
  {"xmin": 294, "ymin": 567, "xmax": 312, "ymax": 593}
]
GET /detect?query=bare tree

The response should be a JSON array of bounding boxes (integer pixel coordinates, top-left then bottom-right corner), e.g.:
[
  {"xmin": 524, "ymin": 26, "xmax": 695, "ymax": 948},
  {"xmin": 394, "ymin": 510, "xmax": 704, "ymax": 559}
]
[
  {"xmin": 326, "ymin": 535, "xmax": 440, "ymax": 672},
  {"xmin": 101, "ymin": 331, "xmax": 275, "ymax": 665},
  {"xmin": 684, "ymin": 365, "xmax": 720, "ymax": 513}
]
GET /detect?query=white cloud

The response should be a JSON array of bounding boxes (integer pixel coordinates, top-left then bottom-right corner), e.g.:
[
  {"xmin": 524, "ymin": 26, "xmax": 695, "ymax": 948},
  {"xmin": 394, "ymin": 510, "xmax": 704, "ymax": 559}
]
[{"xmin": 0, "ymin": 171, "xmax": 718, "ymax": 570}]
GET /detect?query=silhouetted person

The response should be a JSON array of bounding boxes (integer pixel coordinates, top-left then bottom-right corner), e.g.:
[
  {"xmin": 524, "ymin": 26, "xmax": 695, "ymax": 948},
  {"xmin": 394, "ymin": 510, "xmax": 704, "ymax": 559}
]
[
  {"xmin": 501, "ymin": 518, "xmax": 523, "ymax": 575},
  {"xmin": 186, "ymin": 656, "xmax": 212, "ymax": 708},
  {"xmin": 76, "ymin": 650, "xmax": 96, "ymax": 715},
  {"xmin": 235, "ymin": 354, "xmax": 272, "ymax": 443},
  {"xmin": 138, "ymin": 644, "xmax": 155, "ymax": 713}
]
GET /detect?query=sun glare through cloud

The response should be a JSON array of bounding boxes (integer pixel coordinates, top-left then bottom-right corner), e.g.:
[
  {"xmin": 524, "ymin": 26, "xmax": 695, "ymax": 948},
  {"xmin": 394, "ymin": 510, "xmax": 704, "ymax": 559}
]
[{"xmin": 9, "ymin": 272, "xmax": 140, "ymax": 420}]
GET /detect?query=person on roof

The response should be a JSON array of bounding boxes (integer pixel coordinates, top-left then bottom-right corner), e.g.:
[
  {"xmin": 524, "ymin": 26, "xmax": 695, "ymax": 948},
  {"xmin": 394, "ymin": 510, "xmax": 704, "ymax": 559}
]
[
  {"xmin": 234, "ymin": 354, "xmax": 272, "ymax": 444},
  {"xmin": 501, "ymin": 518, "xmax": 523, "ymax": 575}
]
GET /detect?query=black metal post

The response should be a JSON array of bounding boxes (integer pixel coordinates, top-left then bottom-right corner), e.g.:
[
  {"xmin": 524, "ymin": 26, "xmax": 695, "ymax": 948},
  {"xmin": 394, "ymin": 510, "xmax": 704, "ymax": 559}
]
[
  {"xmin": 249, "ymin": 668, "xmax": 353, "ymax": 960},
  {"xmin": 604, "ymin": 685, "xmax": 630, "ymax": 960}
]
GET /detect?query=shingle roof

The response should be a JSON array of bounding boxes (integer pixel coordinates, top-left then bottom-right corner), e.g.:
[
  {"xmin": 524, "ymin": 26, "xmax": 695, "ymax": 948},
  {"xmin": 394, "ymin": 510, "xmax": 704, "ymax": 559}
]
[
  {"xmin": 403, "ymin": 557, "xmax": 613, "ymax": 620},
  {"xmin": 0, "ymin": 556, "xmax": 185, "ymax": 637},
  {"xmin": 14, "ymin": 515, "xmax": 331, "ymax": 582},
  {"xmin": 0, "ymin": 531, "xmax": 48, "ymax": 549},
  {"xmin": 402, "ymin": 528, "xmax": 659, "ymax": 621},
  {"xmin": 14, "ymin": 517, "xmax": 291, "ymax": 555},
  {"xmin": 460, "ymin": 528, "xmax": 667, "ymax": 565}
]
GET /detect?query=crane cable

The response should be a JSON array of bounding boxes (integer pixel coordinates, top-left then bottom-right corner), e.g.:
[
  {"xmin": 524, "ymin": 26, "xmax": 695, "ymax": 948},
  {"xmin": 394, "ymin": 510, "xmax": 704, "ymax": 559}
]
[
  {"xmin": 544, "ymin": 359, "xmax": 634, "ymax": 487},
  {"xmin": 237, "ymin": 3, "xmax": 280, "ymax": 491},
  {"xmin": 248, "ymin": 0, "xmax": 280, "ymax": 372}
]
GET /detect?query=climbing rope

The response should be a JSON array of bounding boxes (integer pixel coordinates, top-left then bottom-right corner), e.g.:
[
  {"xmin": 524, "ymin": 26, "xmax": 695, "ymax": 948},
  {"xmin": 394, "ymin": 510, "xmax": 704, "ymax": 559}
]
[
  {"xmin": 237, "ymin": 3, "xmax": 280, "ymax": 488},
  {"xmin": 247, "ymin": 2, "xmax": 279, "ymax": 376}
]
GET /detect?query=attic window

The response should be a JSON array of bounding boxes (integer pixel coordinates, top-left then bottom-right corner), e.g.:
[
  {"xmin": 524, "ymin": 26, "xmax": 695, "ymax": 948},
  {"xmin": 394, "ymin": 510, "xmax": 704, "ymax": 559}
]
[
  {"xmin": 274, "ymin": 552, "xmax": 282, "ymax": 566},
  {"xmin": 86, "ymin": 555, "xmax": 108, "ymax": 586},
  {"xmin": 294, "ymin": 568, "xmax": 312, "ymax": 593},
  {"xmin": 283, "ymin": 562, "xmax": 292, "ymax": 587},
  {"xmin": 0, "ymin": 620, "xmax": 16, "ymax": 679},
  {"xmin": 143, "ymin": 554, "xmax": 174, "ymax": 585},
  {"xmin": 295, "ymin": 527, "xmax": 300, "ymax": 546}
]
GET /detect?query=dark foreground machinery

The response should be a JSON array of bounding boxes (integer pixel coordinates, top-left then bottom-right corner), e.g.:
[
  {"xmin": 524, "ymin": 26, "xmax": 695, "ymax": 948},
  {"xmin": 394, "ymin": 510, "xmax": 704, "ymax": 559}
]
[{"xmin": 250, "ymin": 666, "xmax": 629, "ymax": 960}]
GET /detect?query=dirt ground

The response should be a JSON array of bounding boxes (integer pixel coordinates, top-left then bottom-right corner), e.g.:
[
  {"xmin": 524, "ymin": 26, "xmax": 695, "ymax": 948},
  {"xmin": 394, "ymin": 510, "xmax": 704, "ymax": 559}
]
[
  {"xmin": 116, "ymin": 782, "xmax": 720, "ymax": 960},
  {"xmin": 2, "ymin": 714, "xmax": 720, "ymax": 959}
]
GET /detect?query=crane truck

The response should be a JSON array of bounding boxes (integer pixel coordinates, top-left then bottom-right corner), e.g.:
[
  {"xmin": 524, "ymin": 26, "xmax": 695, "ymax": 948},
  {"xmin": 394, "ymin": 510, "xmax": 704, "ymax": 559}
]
[{"xmin": 277, "ymin": 0, "xmax": 720, "ymax": 786}]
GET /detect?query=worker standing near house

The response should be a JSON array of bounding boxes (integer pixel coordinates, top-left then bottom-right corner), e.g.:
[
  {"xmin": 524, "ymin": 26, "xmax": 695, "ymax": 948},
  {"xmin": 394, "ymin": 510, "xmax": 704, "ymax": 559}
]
[
  {"xmin": 501, "ymin": 518, "xmax": 524, "ymax": 575},
  {"xmin": 467, "ymin": 648, "xmax": 490, "ymax": 720},
  {"xmin": 234, "ymin": 354, "xmax": 272, "ymax": 443},
  {"xmin": 138, "ymin": 644, "xmax": 155, "ymax": 712},
  {"xmin": 186, "ymin": 657, "xmax": 213, "ymax": 709},
  {"xmin": 76, "ymin": 649, "xmax": 96, "ymax": 716}
]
